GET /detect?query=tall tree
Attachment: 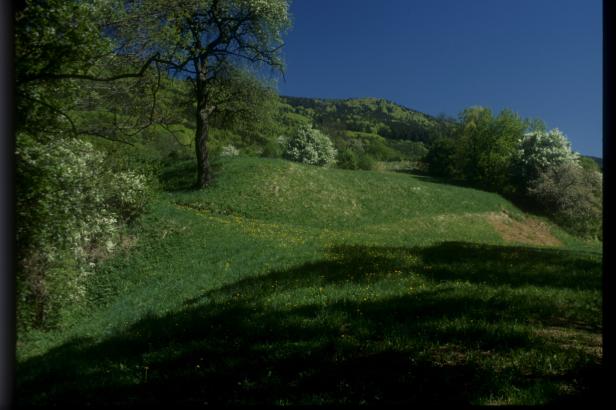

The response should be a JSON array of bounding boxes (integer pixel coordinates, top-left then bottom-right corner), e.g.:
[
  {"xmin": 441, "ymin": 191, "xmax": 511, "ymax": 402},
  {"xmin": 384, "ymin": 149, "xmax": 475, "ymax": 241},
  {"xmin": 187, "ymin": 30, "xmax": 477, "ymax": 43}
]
[
  {"xmin": 454, "ymin": 107, "xmax": 525, "ymax": 193},
  {"xmin": 114, "ymin": 0, "xmax": 291, "ymax": 187}
]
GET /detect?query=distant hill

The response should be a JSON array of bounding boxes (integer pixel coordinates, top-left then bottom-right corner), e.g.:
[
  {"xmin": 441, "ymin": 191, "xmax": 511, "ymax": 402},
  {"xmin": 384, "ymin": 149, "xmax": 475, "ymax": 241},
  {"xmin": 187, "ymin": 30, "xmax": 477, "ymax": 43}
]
[
  {"xmin": 278, "ymin": 97, "xmax": 603, "ymax": 172},
  {"xmin": 279, "ymin": 96, "xmax": 447, "ymax": 144}
]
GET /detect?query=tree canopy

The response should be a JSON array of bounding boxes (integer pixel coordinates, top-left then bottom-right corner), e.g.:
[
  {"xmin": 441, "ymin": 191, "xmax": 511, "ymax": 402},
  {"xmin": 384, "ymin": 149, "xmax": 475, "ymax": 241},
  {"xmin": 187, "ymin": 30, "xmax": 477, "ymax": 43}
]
[{"xmin": 109, "ymin": 0, "xmax": 291, "ymax": 186}]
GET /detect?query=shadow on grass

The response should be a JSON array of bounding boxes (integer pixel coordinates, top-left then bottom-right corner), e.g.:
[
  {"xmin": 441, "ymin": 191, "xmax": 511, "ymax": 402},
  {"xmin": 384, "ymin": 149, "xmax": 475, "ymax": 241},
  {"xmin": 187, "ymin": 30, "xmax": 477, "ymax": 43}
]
[
  {"xmin": 393, "ymin": 169, "xmax": 482, "ymax": 189},
  {"xmin": 417, "ymin": 242, "xmax": 601, "ymax": 291},
  {"xmin": 17, "ymin": 242, "xmax": 603, "ymax": 406},
  {"xmin": 393, "ymin": 170, "xmax": 557, "ymax": 219},
  {"xmin": 158, "ymin": 158, "xmax": 225, "ymax": 192}
]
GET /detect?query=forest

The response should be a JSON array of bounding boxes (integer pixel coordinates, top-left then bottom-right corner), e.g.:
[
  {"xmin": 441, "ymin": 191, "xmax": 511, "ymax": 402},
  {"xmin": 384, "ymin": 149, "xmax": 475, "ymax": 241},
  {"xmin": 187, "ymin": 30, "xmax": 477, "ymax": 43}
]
[{"xmin": 14, "ymin": 0, "xmax": 603, "ymax": 406}]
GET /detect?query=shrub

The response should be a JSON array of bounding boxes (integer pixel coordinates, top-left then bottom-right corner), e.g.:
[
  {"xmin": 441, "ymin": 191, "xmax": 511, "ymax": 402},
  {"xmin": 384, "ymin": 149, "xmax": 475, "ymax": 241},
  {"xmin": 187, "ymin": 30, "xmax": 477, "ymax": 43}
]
[
  {"xmin": 357, "ymin": 153, "xmax": 375, "ymax": 170},
  {"xmin": 425, "ymin": 137, "xmax": 458, "ymax": 178},
  {"xmin": 103, "ymin": 170, "xmax": 150, "ymax": 223},
  {"xmin": 16, "ymin": 133, "xmax": 150, "ymax": 329},
  {"xmin": 337, "ymin": 148, "xmax": 359, "ymax": 170},
  {"xmin": 261, "ymin": 137, "xmax": 283, "ymax": 158},
  {"xmin": 513, "ymin": 128, "xmax": 579, "ymax": 187},
  {"xmin": 528, "ymin": 162, "xmax": 602, "ymax": 239},
  {"xmin": 220, "ymin": 144, "xmax": 240, "ymax": 157},
  {"xmin": 283, "ymin": 124, "xmax": 337, "ymax": 166}
]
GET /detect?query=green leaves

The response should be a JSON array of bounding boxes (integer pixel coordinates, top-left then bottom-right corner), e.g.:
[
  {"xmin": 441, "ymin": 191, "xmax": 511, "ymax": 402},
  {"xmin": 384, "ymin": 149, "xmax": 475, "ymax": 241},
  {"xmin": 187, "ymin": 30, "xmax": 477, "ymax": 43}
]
[
  {"xmin": 16, "ymin": 133, "xmax": 152, "ymax": 330},
  {"xmin": 15, "ymin": 0, "xmax": 114, "ymax": 85}
]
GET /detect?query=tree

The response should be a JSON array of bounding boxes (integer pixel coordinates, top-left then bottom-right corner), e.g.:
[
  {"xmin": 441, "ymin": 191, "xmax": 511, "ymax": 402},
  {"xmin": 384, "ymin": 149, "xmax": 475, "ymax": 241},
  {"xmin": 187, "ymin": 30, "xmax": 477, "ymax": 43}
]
[
  {"xmin": 425, "ymin": 136, "xmax": 458, "ymax": 178},
  {"xmin": 453, "ymin": 107, "xmax": 523, "ymax": 193},
  {"xmin": 453, "ymin": 106, "xmax": 494, "ymax": 183},
  {"xmin": 114, "ymin": 0, "xmax": 291, "ymax": 187},
  {"xmin": 485, "ymin": 109, "xmax": 526, "ymax": 193},
  {"xmin": 207, "ymin": 67, "xmax": 282, "ymax": 150},
  {"xmin": 15, "ymin": 0, "xmax": 164, "ymax": 143}
]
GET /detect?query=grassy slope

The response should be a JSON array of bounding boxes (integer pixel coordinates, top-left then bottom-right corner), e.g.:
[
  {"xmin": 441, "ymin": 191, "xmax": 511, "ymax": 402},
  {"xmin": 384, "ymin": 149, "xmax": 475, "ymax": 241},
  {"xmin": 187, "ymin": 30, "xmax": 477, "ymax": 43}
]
[{"xmin": 17, "ymin": 157, "xmax": 603, "ymax": 406}]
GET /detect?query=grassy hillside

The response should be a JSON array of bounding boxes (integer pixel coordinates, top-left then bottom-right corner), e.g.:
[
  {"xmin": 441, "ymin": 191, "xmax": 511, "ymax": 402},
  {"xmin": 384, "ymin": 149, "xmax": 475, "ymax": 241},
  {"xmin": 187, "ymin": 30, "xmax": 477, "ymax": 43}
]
[
  {"xmin": 281, "ymin": 96, "xmax": 442, "ymax": 143},
  {"xmin": 17, "ymin": 157, "xmax": 603, "ymax": 406},
  {"xmin": 277, "ymin": 97, "xmax": 447, "ymax": 166}
]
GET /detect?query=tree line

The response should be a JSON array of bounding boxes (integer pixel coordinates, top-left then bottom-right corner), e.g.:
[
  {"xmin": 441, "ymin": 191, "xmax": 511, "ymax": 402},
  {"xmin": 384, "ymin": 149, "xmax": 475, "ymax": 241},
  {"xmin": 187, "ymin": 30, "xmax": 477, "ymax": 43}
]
[{"xmin": 424, "ymin": 107, "xmax": 602, "ymax": 239}]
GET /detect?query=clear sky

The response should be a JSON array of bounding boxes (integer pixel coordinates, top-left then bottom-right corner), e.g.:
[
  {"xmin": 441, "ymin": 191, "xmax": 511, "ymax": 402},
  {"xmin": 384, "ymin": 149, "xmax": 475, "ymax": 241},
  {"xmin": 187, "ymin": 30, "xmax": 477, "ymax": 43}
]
[{"xmin": 278, "ymin": 0, "xmax": 602, "ymax": 157}]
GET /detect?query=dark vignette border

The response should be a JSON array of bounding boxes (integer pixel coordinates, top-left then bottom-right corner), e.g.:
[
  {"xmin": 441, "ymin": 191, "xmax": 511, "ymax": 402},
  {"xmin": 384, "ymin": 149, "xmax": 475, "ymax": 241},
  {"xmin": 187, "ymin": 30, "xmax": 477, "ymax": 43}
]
[
  {"xmin": 1, "ymin": 0, "xmax": 15, "ymax": 409},
  {"xmin": 0, "ymin": 1, "xmax": 611, "ymax": 408},
  {"xmin": 602, "ymin": 0, "xmax": 613, "ymax": 394}
]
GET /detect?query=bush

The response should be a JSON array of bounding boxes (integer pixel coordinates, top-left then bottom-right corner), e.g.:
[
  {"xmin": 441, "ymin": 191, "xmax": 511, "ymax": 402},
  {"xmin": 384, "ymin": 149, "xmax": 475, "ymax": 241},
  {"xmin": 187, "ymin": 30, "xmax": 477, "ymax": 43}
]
[
  {"xmin": 513, "ymin": 128, "xmax": 579, "ymax": 187},
  {"xmin": 337, "ymin": 148, "xmax": 359, "ymax": 170},
  {"xmin": 357, "ymin": 153, "xmax": 375, "ymax": 170},
  {"xmin": 425, "ymin": 137, "xmax": 458, "ymax": 178},
  {"xmin": 16, "ymin": 133, "xmax": 151, "ymax": 329},
  {"xmin": 283, "ymin": 124, "xmax": 337, "ymax": 166},
  {"xmin": 103, "ymin": 170, "xmax": 150, "ymax": 223},
  {"xmin": 528, "ymin": 162, "xmax": 602, "ymax": 239},
  {"xmin": 261, "ymin": 137, "xmax": 283, "ymax": 158},
  {"xmin": 220, "ymin": 144, "xmax": 240, "ymax": 157}
]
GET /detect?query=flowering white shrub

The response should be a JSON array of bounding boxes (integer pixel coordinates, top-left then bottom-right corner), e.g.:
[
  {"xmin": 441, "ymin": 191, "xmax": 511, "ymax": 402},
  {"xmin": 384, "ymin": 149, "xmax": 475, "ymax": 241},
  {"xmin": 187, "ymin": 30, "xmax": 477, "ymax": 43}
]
[
  {"xmin": 16, "ymin": 133, "xmax": 150, "ymax": 328},
  {"xmin": 284, "ymin": 124, "xmax": 337, "ymax": 166},
  {"xmin": 220, "ymin": 144, "xmax": 240, "ymax": 157},
  {"xmin": 104, "ymin": 170, "xmax": 150, "ymax": 223},
  {"xmin": 514, "ymin": 128, "xmax": 579, "ymax": 183}
]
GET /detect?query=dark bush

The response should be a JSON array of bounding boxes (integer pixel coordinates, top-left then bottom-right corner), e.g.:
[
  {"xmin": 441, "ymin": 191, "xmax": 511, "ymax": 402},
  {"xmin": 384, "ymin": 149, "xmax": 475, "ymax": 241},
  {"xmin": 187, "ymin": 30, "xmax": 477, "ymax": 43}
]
[
  {"xmin": 528, "ymin": 162, "xmax": 602, "ymax": 239},
  {"xmin": 337, "ymin": 148, "xmax": 359, "ymax": 170}
]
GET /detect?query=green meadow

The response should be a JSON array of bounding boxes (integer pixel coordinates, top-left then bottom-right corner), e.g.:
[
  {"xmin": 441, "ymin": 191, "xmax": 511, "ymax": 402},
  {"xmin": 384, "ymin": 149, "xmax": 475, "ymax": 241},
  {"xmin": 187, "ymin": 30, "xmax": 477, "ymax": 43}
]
[{"xmin": 17, "ymin": 157, "xmax": 602, "ymax": 405}]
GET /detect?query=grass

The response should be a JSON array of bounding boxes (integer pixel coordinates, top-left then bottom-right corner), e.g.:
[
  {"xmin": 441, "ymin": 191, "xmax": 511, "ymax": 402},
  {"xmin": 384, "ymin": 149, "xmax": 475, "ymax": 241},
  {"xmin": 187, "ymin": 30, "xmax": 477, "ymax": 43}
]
[{"xmin": 16, "ymin": 156, "xmax": 603, "ymax": 405}]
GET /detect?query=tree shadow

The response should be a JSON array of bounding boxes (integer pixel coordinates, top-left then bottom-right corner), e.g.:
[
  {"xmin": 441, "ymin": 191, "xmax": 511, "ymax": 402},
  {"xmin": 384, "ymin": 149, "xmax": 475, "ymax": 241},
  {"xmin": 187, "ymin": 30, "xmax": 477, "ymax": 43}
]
[
  {"xmin": 416, "ymin": 241, "xmax": 601, "ymax": 292},
  {"xmin": 393, "ymin": 169, "xmax": 483, "ymax": 190},
  {"xmin": 17, "ymin": 242, "xmax": 602, "ymax": 406},
  {"xmin": 158, "ymin": 158, "xmax": 225, "ymax": 192},
  {"xmin": 392, "ymin": 170, "xmax": 560, "ymax": 220},
  {"xmin": 184, "ymin": 242, "xmax": 601, "ymax": 304}
]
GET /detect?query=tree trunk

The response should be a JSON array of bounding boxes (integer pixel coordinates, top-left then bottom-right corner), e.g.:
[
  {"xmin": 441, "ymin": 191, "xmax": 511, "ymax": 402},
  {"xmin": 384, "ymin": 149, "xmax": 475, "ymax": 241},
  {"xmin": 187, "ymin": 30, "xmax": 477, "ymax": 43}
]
[
  {"xmin": 195, "ymin": 98, "xmax": 212, "ymax": 188},
  {"xmin": 195, "ymin": 61, "xmax": 212, "ymax": 188}
]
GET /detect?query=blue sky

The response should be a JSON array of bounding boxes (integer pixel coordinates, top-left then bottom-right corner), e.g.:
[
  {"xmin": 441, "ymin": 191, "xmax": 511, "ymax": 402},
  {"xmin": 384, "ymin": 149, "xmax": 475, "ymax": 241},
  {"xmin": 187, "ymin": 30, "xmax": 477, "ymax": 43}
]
[{"xmin": 277, "ymin": 0, "xmax": 602, "ymax": 157}]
